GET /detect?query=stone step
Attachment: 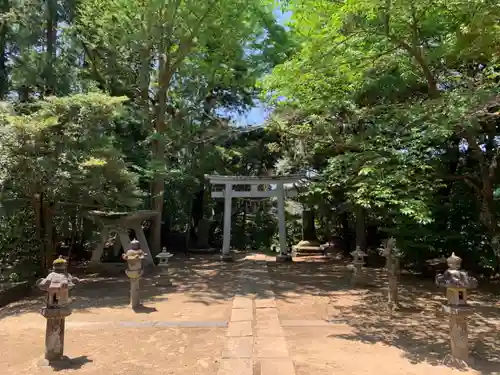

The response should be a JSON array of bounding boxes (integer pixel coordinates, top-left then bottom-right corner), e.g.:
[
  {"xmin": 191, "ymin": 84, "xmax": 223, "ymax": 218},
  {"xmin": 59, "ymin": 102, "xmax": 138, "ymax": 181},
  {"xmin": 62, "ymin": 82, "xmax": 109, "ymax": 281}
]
[
  {"xmin": 260, "ymin": 359, "xmax": 296, "ymax": 375},
  {"xmin": 217, "ymin": 359, "xmax": 253, "ymax": 375},
  {"xmin": 292, "ymin": 249, "xmax": 327, "ymax": 257}
]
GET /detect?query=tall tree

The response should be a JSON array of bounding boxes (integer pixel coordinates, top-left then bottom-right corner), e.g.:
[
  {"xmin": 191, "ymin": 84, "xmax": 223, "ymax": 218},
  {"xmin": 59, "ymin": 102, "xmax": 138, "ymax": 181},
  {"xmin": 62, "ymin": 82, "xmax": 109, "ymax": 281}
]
[
  {"xmin": 263, "ymin": 0, "xmax": 500, "ymax": 267},
  {"xmin": 77, "ymin": 0, "xmax": 285, "ymax": 253}
]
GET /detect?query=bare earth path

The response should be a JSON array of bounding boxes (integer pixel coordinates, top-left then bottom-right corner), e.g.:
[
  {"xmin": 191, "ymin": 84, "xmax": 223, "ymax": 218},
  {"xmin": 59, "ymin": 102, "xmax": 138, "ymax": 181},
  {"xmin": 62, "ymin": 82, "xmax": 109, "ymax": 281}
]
[{"xmin": 0, "ymin": 255, "xmax": 499, "ymax": 375}]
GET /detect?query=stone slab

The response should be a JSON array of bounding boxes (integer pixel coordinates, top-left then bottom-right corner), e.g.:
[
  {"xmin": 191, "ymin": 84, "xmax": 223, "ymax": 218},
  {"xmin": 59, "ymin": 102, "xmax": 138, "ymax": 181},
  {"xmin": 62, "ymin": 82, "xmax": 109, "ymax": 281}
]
[
  {"xmin": 256, "ymin": 308, "xmax": 279, "ymax": 322},
  {"xmin": 232, "ymin": 296, "xmax": 253, "ymax": 309},
  {"xmin": 118, "ymin": 321, "xmax": 228, "ymax": 328},
  {"xmin": 254, "ymin": 318, "xmax": 281, "ymax": 333},
  {"xmin": 260, "ymin": 359, "xmax": 296, "ymax": 375},
  {"xmin": 280, "ymin": 320, "xmax": 333, "ymax": 327},
  {"xmin": 217, "ymin": 359, "xmax": 253, "ymax": 375},
  {"xmin": 255, "ymin": 323, "xmax": 284, "ymax": 337},
  {"xmin": 255, "ymin": 298, "xmax": 276, "ymax": 308},
  {"xmin": 227, "ymin": 321, "xmax": 253, "ymax": 337},
  {"xmin": 254, "ymin": 336, "xmax": 289, "ymax": 358},
  {"xmin": 230, "ymin": 308, "xmax": 253, "ymax": 322},
  {"xmin": 222, "ymin": 337, "xmax": 253, "ymax": 358},
  {"xmin": 255, "ymin": 317, "xmax": 281, "ymax": 329}
]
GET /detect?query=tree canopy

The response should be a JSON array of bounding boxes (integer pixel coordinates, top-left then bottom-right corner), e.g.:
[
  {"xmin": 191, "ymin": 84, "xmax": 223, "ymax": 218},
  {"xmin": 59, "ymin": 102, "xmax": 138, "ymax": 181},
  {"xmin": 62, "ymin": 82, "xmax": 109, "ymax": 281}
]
[{"xmin": 1, "ymin": 0, "xmax": 499, "ymax": 279}]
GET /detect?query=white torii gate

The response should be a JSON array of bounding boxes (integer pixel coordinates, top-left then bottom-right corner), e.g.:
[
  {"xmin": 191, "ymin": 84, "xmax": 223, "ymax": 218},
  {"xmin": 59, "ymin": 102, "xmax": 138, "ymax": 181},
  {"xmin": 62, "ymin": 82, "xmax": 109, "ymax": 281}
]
[{"xmin": 205, "ymin": 174, "xmax": 303, "ymax": 261}]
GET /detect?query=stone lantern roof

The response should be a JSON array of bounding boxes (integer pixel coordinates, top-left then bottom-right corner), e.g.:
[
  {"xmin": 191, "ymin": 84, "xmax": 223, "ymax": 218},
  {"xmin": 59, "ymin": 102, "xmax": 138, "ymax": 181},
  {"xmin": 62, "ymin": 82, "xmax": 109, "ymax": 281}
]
[
  {"xmin": 37, "ymin": 257, "xmax": 77, "ymax": 291},
  {"xmin": 156, "ymin": 248, "xmax": 173, "ymax": 261},
  {"xmin": 435, "ymin": 253, "xmax": 478, "ymax": 289}
]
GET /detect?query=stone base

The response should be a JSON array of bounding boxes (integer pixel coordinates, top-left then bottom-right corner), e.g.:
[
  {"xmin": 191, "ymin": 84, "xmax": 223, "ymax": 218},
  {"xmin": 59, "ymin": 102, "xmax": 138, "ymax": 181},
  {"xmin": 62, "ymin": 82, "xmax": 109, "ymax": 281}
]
[
  {"xmin": 292, "ymin": 240, "xmax": 326, "ymax": 257},
  {"xmin": 276, "ymin": 254, "xmax": 293, "ymax": 262},
  {"xmin": 296, "ymin": 240, "xmax": 321, "ymax": 247},
  {"xmin": 221, "ymin": 254, "xmax": 234, "ymax": 262}
]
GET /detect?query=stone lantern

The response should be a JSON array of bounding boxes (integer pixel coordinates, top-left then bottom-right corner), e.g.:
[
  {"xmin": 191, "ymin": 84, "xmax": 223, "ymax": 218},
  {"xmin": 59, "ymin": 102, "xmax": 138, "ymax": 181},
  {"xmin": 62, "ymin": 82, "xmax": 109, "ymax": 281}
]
[
  {"xmin": 379, "ymin": 238, "xmax": 401, "ymax": 310},
  {"xmin": 436, "ymin": 252, "xmax": 478, "ymax": 367},
  {"xmin": 155, "ymin": 247, "xmax": 173, "ymax": 287},
  {"xmin": 36, "ymin": 256, "xmax": 78, "ymax": 365},
  {"xmin": 348, "ymin": 246, "xmax": 367, "ymax": 286},
  {"xmin": 122, "ymin": 239, "xmax": 146, "ymax": 309}
]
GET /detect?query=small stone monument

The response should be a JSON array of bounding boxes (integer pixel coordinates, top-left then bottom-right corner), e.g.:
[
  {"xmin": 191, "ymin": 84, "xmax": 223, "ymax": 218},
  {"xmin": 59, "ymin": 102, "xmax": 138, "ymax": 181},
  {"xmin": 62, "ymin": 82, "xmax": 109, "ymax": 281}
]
[
  {"xmin": 155, "ymin": 247, "xmax": 173, "ymax": 287},
  {"xmin": 348, "ymin": 246, "xmax": 367, "ymax": 286},
  {"xmin": 379, "ymin": 238, "xmax": 401, "ymax": 310},
  {"xmin": 292, "ymin": 208, "xmax": 324, "ymax": 256},
  {"xmin": 36, "ymin": 256, "xmax": 78, "ymax": 366},
  {"xmin": 436, "ymin": 253, "xmax": 478, "ymax": 368},
  {"xmin": 122, "ymin": 239, "xmax": 146, "ymax": 309}
]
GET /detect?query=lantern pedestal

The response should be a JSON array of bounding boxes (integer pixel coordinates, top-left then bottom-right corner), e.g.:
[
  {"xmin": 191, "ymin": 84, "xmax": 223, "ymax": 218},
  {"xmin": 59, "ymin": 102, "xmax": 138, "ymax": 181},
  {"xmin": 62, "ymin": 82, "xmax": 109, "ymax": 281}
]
[
  {"xmin": 122, "ymin": 239, "xmax": 147, "ymax": 310},
  {"xmin": 125, "ymin": 269, "xmax": 142, "ymax": 309},
  {"xmin": 155, "ymin": 267, "xmax": 172, "ymax": 286},
  {"xmin": 442, "ymin": 303, "xmax": 475, "ymax": 368},
  {"xmin": 45, "ymin": 317, "xmax": 66, "ymax": 361},
  {"xmin": 380, "ymin": 238, "xmax": 401, "ymax": 311},
  {"xmin": 436, "ymin": 253, "xmax": 477, "ymax": 368},
  {"xmin": 36, "ymin": 257, "xmax": 77, "ymax": 367},
  {"xmin": 349, "ymin": 260, "xmax": 366, "ymax": 286},
  {"xmin": 387, "ymin": 274, "xmax": 399, "ymax": 311},
  {"xmin": 40, "ymin": 307, "xmax": 73, "ymax": 364}
]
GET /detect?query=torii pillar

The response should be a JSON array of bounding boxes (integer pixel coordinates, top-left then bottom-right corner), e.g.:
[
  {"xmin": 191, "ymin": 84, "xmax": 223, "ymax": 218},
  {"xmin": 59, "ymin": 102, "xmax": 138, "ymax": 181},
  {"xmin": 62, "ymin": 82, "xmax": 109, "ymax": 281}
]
[{"xmin": 206, "ymin": 175, "xmax": 302, "ymax": 262}]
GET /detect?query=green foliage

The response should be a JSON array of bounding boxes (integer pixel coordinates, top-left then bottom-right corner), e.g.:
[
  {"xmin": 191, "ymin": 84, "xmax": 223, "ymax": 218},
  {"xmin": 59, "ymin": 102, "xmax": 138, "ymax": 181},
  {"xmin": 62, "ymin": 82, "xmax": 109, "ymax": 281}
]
[
  {"xmin": 5, "ymin": 0, "xmax": 500, "ymax": 278},
  {"xmin": 0, "ymin": 93, "xmax": 143, "ymax": 208},
  {"xmin": 263, "ymin": 0, "xmax": 500, "ymax": 272}
]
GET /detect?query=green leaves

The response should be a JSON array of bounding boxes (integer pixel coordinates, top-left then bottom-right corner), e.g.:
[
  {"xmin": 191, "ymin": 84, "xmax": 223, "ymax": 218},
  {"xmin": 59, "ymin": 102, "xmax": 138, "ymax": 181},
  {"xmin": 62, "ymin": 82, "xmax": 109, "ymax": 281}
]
[
  {"xmin": 0, "ymin": 93, "xmax": 142, "ymax": 209},
  {"xmin": 262, "ymin": 0, "xmax": 500, "ymax": 267}
]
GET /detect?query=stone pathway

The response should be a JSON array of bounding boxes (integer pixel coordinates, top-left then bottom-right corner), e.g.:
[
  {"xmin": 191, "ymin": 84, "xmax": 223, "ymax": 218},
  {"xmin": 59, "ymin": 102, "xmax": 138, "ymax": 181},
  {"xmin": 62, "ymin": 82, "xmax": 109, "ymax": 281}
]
[{"xmin": 218, "ymin": 262, "xmax": 296, "ymax": 375}]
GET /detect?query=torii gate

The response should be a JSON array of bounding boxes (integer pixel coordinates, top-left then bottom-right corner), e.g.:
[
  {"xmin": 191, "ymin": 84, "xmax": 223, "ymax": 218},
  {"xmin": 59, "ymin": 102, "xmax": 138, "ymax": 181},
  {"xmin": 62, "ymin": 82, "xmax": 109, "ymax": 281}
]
[{"xmin": 205, "ymin": 174, "xmax": 302, "ymax": 261}]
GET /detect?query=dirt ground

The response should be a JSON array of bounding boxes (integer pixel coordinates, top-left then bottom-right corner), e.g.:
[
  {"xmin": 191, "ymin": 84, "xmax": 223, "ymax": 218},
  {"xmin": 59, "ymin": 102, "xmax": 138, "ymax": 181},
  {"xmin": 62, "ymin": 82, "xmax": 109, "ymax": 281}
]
[
  {"xmin": 0, "ymin": 255, "xmax": 499, "ymax": 375},
  {"xmin": 269, "ymin": 261, "xmax": 500, "ymax": 375}
]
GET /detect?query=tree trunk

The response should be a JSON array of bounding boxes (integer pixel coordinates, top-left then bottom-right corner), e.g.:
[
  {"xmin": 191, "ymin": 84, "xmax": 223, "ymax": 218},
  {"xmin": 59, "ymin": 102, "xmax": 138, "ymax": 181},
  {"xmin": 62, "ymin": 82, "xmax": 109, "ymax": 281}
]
[
  {"xmin": 301, "ymin": 209, "xmax": 318, "ymax": 243},
  {"xmin": 355, "ymin": 205, "xmax": 366, "ymax": 252},
  {"xmin": 191, "ymin": 186, "xmax": 205, "ymax": 229},
  {"xmin": 0, "ymin": 0, "xmax": 9, "ymax": 99},
  {"xmin": 340, "ymin": 211, "xmax": 350, "ymax": 255},
  {"xmin": 43, "ymin": 202, "xmax": 56, "ymax": 268},
  {"xmin": 150, "ymin": 53, "xmax": 172, "ymax": 256},
  {"xmin": 33, "ymin": 193, "xmax": 45, "ymax": 272},
  {"xmin": 45, "ymin": 0, "xmax": 57, "ymax": 95}
]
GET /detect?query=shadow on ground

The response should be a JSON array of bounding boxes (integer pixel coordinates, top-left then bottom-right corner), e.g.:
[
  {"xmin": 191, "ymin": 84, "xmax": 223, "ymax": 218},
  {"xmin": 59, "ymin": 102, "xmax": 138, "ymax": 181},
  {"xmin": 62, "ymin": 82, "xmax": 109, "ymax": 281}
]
[
  {"xmin": 50, "ymin": 355, "xmax": 93, "ymax": 372},
  {"xmin": 325, "ymin": 272, "xmax": 500, "ymax": 374},
  {"xmin": 2, "ymin": 253, "xmax": 499, "ymax": 375},
  {"xmin": 0, "ymin": 253, "xmax": 348, "ymax": 320}
]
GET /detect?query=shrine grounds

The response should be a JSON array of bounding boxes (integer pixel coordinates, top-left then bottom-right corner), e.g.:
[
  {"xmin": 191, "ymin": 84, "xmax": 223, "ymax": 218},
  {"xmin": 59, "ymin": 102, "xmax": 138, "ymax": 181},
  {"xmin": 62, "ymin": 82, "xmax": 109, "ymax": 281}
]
[{"xmin": 1, "ymin": 254, "xmax": 499, "ymax": 375}]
